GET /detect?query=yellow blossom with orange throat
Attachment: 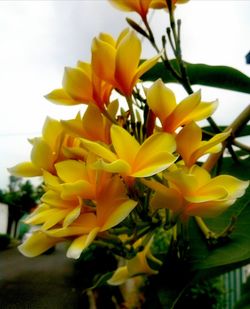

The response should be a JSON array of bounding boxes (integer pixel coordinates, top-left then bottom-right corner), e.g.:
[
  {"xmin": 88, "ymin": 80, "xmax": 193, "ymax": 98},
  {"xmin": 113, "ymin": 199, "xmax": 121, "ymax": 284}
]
[
  {"xmin": 91, "ymin": 29, "xmax": 160, "ymax": 97},
  {"xmin": 143, "ymin": 165, "xmax": 249, "ymax": 219}
]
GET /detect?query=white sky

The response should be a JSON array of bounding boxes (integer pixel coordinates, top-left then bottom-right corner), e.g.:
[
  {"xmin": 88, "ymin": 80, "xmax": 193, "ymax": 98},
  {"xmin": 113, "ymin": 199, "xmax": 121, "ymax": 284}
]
[{"xmin": 0, "ymin": 0, "xmax": 249, "ymax": 189}]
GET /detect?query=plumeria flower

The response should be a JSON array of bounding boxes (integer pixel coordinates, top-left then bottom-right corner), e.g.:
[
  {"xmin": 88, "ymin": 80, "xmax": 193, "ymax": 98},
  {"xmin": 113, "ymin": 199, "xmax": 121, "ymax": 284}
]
[
  {"xmin": 91, "ymin": 29, "xmax": 160, "ymax": 97},
  {"xmin": 19, "ymin": 171, "xmax": 137, "ymax": 259},
  {"xmin": 8, "ymin": 117, "xmax": 65, "ymax": 177},
  {"xmin": 109, "ymin": 0, "xmax": 188, "ymax": 19},
  {"xmin": 61, "ymin": 100, "xmax": 118, "ymax": 145},
  {"xmin": 45, "ymin": 61, "xmax": 113, "ymax": 111},
  {"xmin": 176, "ymin": 122, "xmax": 231, "ymax": 167},
  {"xmin": 108, "ymin": 237, "xmax": 162, "ymax": 285},
  {"xmin": 81, "ymin": 124, "xmax": 177, "ymax": 178},
  {"xmin": 146, "ymin": 79, "xmax": 218, "ymax": 133},
  {"xmin": 143, "ymin": 165, "xmax": 249, "ymax": 219}
]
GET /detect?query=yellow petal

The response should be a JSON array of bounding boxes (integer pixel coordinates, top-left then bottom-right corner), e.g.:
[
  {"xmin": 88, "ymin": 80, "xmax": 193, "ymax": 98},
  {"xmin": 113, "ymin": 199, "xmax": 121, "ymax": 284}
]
[
  {"xmin": 133, "ymin": 132, "xmax": 177, "ymax": 176},
  {"xmin": 132, "ymin": 152, "xmax": 177, "ymax": 177},
  {"xmin": 55, "ymin": 160, "xmax": 88, "ymax": 183},
  {"xmin": 100, "ymin": 199, "xmax": 137, "ymax": 231},
  {"xmin": 189, "ymin": 165, "xmax": 211, "ymax": 188},
  {"xmin": 166, "ymin": 90, "xmax": 201, "ymax": 131},
  {"xmin": 111, "ymin": 125, "xmax": 140, "ymax": 164},
  {"xmin": 109, "ymin": 0, "xmax": 139, "ymax": 12},
  {"xmin": 63, "ymin": 205, "xmax": 82, "ymax": 227},
  {"xmin": 107, "ymin": 266, "xmax": 129, "ymax": 286},
  {"xmin": 91, "ymin": 37, "xmax": 116, "ymax": 84},
  {"xmin": 42, "ymin": 117, "xmax": 63, "ymax": 151},
  {"xmin": 18, "ymin": 231, "xmax": 60, "ymax": 257},
  {"xmin": 94, "ymin": 158, "xmax": 131, "ymax": 175},
  {"xmin": 188, "ymin": 100, "xmax": 218, "ymax": 122},
  {"xmin": 186, "ymin": 200, "xmax": 234, "ymax": 218},
  {"xmin": 186, "ymin": 187, "xmax": 228, "ymax": 203},
  {"xmin": 205, "ymin": 176, "xmax": 249, "ymax": 199},
  {"xmin": 151, "ymin": 188, "xmax": 183, "ymax": 212},
  {"xmin": 191, "ymin": 131, "xmax": 230, "ymax": 164},
  {"xmin": 77, "ymin": 61, "xmax": 92, "ymax": 77},
  {"xmin": 81, "ymin": 104, "xmax": 106, "ymax": 142},
  {"xmin": 133, "ymin": 54, "xmax": 160, "ymax": 86},
  {"xmin": 41, "ymin": 190, "xmax": 76, "ymax": 208},
  {"xmin": 43, "ymin": 170, "xmax": 61, "ymax": 188},
  {"xmin": 31, "ymin": 138, "xmax": 54, "ymax": 171},
  {"xmin": 127, "ymin": 251, "xmax": 158, "ymax": 276},
  {"xmin": 42, "ymin": 209, "xmax": 70, "ymax": 230},
  {"xmin": 60, "ymin": 180, "xmax": 95, "ymax": 200},
  {"xmin": 45, "ymin": 88, "xmax": 78, "ymax": 105},
  {"xmin": 176, "ymin": 122, "xmax": 202, "ymax": 166},
  {"xmin": 115, "ymin": 31, "xmax": 141, "ymax": 95},
  {"xmin": 66, "ymin": 227, "xmax": 100, "ymax": 259},
  {"xmin": 147, "ymin": 79, "xmax": 176, "ymax": 122},
  {"xmin": 63, "ymin": 67, "xmax": 93, "ymax": 103},
  {"xmin": 98, "ymin": 32, "xmax": 116, "ymax": 46},
  {"xmin": 8, "ymin": 162, "xmax": 42, "ymax": 177},
  {"xmin": 81, "ymin": 138, "xmax": 117, "ymax": 162}
]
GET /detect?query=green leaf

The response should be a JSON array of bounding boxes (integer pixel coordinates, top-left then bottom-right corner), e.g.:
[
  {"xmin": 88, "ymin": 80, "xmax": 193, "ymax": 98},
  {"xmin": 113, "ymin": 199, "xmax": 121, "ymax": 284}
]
[
  {"xmin": 141, "ymin": 60, "xmax": 250, "ymax": 94},
  {"xmin": 189, "ymin": 157, "xmax": 250, "ymax": 274}
]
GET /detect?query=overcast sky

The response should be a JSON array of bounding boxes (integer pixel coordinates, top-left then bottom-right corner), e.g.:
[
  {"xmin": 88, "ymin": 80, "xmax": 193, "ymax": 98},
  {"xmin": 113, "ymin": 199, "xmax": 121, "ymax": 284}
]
[{"xmin": 0, "ymin": 0, "xmax": 249, "ymax": 189}]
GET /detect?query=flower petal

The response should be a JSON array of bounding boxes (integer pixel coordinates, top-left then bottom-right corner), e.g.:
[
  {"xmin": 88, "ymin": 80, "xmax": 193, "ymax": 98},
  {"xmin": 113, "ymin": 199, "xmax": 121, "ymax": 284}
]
[
  {"xmin": 66, "ymin": 227, "xmax": 100, "ymax": 259},
  {"xmin": 107, "ymin": 266, "xmax": 129, "ymax": 286},
  {"xmin": 115, "ymin": 31, "xmax": 141, "ymax": 95},
  {"xmin": 60, "ymin": 180, "xmax": 95, "ymax": 200},
  {"xmin": 63, "ymin": 205, "xmax": 82, "ymax": 228},
  {"xmin": 18, "ymin": 231, "xmax": 60, "ymax": 257},
  {"xmin": 165, "ymin": 90, "xmax": 201, "ymax": 132},
  {"xmin": 111, "ymin": 125, "xmax": 140, "ymax": 164},
  {"xmin": 132, "ymin": 152, "xmax": 177, "ymax": 177},
  {"xmin": 63, "ymin": 67, "xmax": 93, "ymax": 103},
  {"xmin": 94, "ymin": 158, "xmax": 131, "ymax": 175},
  {"xmin": 100, "ymin": 199, "xmax": 137, "ymax": 231},
  {"xmin": 55, "ymin": 160, "xmax": 88, "ymax": 183},
  {"xmin": 176, "ymin": 122, "xmax": 202, "ymax": 166},
  {"xmin": 81, "ymin": 138, "xmax": 117, "ymax": 162},
  {"xmin": 147, "ymin": 79, "xmax": 176, "ymax": 123},
  {"xmin": 91, "ymin": 37, "xmax": 116, "ymax": 84},
  {"xmin": 8, "ymin": 162, "xmax": 42, "ymax": 177},
  {"xmin": 133, "ymin": 53, "xmax": 160, "ymax": 85},
  {"xmin": 31, "ymin": 138, "xmax": 54, "ymax": 171},
  {"xmin": 186, "ymin": 200, "xmax": 235, "ymax": 218},
  {"xmin": 45, "ymin": 88, "xmax": 78, "ymax": 105}
]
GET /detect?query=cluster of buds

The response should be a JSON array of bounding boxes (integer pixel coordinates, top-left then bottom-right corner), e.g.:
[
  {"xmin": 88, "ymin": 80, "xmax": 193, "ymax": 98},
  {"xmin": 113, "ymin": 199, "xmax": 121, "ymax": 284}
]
[{"xmin": 9, "ymin": 0, "xmax": 248, "ymax": 285}]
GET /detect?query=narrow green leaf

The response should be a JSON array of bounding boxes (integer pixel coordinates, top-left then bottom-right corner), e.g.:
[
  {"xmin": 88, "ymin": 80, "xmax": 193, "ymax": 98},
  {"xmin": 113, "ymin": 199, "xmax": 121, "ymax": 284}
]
[{"xmin": 141, "ymin": 60, "xmax": 250, "ymax": 94}]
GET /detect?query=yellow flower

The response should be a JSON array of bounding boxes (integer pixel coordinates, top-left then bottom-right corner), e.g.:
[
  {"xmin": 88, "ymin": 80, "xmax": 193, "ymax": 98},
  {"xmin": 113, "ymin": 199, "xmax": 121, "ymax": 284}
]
[
  {"xmin": 92, "ymin": 29, "xmax": 160, "ymax": 97},
  {"xmin": 109, "ymin": 0, "xmax": 161, "ymax": 19},
  {"xmin": 81, "ymin": 124, "xmax": 177, "ymax": 178},
  {"xmin": 8, "ymin": 117, "xmax": 65, "ymax": 177},
  {"xmin": 45, "ymin": 61, "xmax": 113, "ymax": 111},
  {"xmin": 147, "ymin": 79, "xmax": 218, "ymax": 133},
  {"xmin": 61, "ymin": 100, "xmax": 118, "ymax": 145},
  {"xmin": 109, "ymin": 0, "xmax": 188, "ymax": 18},
  {"xmin": 176, "ymin": 122, "xmax": 231, "ymax": 167},
  {"xmin": 18, "ymin": 160, "xmax": 137, "ymax": 259},
  {"xmin": 108, "ymin": 237, "xmax": 162, "ymax": 285},
  {"xmin": 144, "ymin": 165, "xmax": 249, "ymax": 218}
]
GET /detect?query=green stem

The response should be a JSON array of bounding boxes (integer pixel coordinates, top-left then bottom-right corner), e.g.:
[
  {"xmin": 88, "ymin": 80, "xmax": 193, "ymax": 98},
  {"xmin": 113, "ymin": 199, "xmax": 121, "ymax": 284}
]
[
  {"xmin": 126, "ymin": 96, "xmax": 137, "ymax": 138},
  {"xmin": 195, "ymin": 217, "xmax": 216, "ymax": 239}
]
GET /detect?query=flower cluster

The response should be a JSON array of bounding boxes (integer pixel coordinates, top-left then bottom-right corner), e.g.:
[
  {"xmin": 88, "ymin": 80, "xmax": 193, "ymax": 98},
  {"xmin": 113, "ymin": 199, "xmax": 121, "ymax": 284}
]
[{"xmin": 9, "ymin": 0, "xmax": 248, "ymax": 286}]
